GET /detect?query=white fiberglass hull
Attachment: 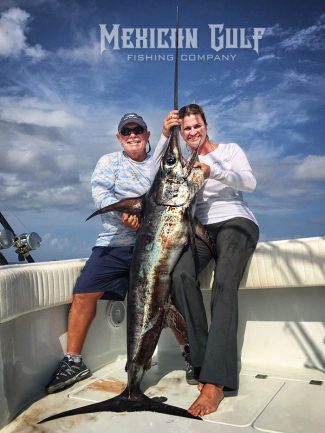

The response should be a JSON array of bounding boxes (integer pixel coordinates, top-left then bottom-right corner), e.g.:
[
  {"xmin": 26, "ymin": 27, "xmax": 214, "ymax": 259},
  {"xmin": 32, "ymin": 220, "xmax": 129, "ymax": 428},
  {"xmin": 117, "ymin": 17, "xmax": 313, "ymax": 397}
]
[{"xmin": 0, "ymin": 237, "xmax": 324, "ymax": 433}]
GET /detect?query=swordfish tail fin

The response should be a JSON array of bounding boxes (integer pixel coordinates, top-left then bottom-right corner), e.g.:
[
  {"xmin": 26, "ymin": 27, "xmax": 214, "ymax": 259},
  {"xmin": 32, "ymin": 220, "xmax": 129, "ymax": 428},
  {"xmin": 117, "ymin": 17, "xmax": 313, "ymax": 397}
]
[{"xmin": 39, "ymin": 388, "xmax": 202, "ymax": 423}]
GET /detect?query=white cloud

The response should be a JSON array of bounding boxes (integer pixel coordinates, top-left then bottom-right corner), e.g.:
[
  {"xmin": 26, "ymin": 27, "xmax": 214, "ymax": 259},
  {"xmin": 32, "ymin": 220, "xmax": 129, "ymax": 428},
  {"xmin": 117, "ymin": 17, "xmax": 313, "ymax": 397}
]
[
  {"xmin": 40, "ymin": 231, "xmax": 91, "ymax": 260},
  {"xmin": 0, "ymin": 7, "xmax": 46, "ymax": 61},
  {"xmin": 0, "ymin": 96, "xmax": 81, "ymax": 128},
  {"xmin": 213, "ymin": 94, "xmax": 306, "ymax": 134},
  {"xmin": 280, "ymin": 14, "xmax": 325, "ymax": 51},
  {"xmin": 204, "ymin": 66, "xmax": 324, "ymax": 148},
  {"xmin": 55, "ymin": 26, "xmax": 119, "ymax": 67},
  {"xmin": 0, "ymin": 0, "xmax": 58, "ymax": 9},
  {"xmin": 262, "ymin": 15, "xmax": 325, "ymax": 57},
  {"xmin": 42, "ymin": 233, "xmax": 70, "ymax": 252},
  {"xmin": 257, "ymin": 54, "xmax": 279, "ymax": 62},
  {"xmin": 1, "ymin": 107, "xmax": 80, "ymax": 128},
  {"xmin": 264, "ymin": 24, "xmax": 291, "ymax": 38},
  {"xmin": 0, "ymin": 92, "xmax": 96, "ymax": 211},
  {"xmin": 234, "ymin": 96, "xmax": 278, "ymax": 130},
  {"xmin": 245, "ymin": 139, "xmax": 286, "ymax": 161},
  {"xmin": 57, "ymin": 41, "xmax": 105, "ymax": 65},
  {"xmin": 25, "ymin": 185, "xmax": 90, "ymax": 209},
  {"xmin": 278, "ymin": 70, "xmax": 325, "ymax": 98},
  {"xmin": 220, "ymin": 93, "xmax": 238, "ymax": 104},
  {"xmin": 25, "ymin": 44, "xmax": 46, "ymax": 62},
  {"xmin": 232, "ymin": 69, "xmax": 257, "ymax": 88},
  {"xmin": 196, "ymin": 66, "xmax": 325, "ymax": 216},
  {"xmin": 0, "ymin": 8, "xmax": 28, "ymax": 56},
  {"xmin": 0, "ymin": 89, "xmax": 150, "ymax": 211},
  {"xmin": 252, "ymin": 154, "xmax": 325, "ymax": 205},
  {"xmin": 294, "ymin": 155, "xmax": 325, "ymax": 181},
  {"xmin": 0, "ymin": 169, "xmax": 91, "ymax": 211}
]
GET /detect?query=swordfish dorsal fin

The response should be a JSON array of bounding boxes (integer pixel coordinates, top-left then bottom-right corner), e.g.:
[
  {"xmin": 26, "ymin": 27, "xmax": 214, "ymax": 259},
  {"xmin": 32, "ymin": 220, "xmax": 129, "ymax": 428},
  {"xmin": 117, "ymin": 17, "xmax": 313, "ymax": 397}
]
[{"xmin": 86, "ymin": 195, "xmax": 145, "ymax": 221}]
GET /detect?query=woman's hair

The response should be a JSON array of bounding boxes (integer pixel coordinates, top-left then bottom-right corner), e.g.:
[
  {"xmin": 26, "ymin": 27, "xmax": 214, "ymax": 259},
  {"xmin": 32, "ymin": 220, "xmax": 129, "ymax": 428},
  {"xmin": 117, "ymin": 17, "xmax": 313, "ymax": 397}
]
[{"xmin": 178, "ymin": 103, "xmax": 207, "ymax": 126}]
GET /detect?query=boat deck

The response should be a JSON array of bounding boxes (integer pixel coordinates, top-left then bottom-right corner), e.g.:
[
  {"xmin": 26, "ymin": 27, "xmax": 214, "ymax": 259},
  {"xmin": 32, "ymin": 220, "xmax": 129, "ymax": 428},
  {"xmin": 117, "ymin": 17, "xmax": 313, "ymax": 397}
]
[
  {"xmin": 1, "ymin": 237, "xmax": 324, "ymax": 432},
  {"xmin": 1, "ymin": 345, "xmax": 324, "ymax": 433}
]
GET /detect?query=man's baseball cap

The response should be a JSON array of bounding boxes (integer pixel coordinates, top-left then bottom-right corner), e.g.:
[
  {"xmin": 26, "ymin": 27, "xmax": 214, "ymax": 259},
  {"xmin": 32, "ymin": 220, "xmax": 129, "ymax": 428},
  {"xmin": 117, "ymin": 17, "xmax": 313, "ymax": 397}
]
[{"xmin": 118, "ymin": 113, "xmax": 147, "ymax": 133}]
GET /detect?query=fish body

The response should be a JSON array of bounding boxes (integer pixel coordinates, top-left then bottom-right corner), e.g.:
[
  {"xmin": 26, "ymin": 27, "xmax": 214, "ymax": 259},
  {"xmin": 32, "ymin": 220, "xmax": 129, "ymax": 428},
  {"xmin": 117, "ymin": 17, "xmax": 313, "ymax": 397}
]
[
  {"xmin": 126, "ymin": 132, "xmax": 205, "ymax": 393},
  {"xmin": 39, "ymin": 8, "xmax": 214, "ymax": 424},
  {"xmin": 39, "ymin": 129, "xmax": 209, "ymax": 424}
]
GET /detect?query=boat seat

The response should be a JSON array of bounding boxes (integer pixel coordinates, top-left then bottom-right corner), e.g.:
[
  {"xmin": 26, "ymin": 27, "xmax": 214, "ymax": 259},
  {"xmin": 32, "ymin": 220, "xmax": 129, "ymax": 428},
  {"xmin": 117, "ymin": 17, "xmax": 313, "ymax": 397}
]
[
  {"xmin": 0, "ymin": 237, "xmax": 324, "ymax": 324},
  {"xmin": 0, "ymin": 258, "xmax": 86, "ymax": 323}
]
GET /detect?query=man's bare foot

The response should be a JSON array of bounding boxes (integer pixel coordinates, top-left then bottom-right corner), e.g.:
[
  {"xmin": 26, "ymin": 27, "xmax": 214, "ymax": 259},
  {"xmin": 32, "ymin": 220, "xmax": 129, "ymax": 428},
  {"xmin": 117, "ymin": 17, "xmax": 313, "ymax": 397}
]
[
  {"xmin": 188, "ymin": 383, "xmax": 224, "ymax": 417},
  {"xmin": 197, "ymin": 382, "xmax": 203, "ymax": 392}
]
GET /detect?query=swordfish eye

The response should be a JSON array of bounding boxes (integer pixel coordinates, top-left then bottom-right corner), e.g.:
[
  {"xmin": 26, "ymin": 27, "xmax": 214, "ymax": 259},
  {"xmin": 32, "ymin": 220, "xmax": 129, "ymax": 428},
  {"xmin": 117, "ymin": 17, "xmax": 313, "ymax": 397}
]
[{"xmin": 166, "ymin": 155, "xmax": 176, "ymax": 166}]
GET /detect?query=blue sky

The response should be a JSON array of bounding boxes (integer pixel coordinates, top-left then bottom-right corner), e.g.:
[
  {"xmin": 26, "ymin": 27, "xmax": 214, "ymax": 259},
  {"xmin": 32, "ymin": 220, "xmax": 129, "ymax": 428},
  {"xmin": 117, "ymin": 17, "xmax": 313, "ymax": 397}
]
[{"xmin": 0, "ymin": 0, "xmax": 324, "ymax": 262}]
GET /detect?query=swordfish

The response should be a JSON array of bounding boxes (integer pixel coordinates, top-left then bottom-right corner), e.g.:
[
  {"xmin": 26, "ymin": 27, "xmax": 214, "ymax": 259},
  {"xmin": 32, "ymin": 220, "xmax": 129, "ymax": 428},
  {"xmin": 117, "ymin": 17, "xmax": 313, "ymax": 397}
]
[
  {"xmin": 40, "ymin": 8, "xmax": 214, "ymax": 425},
  {"xmin": 40, "ymin": 125, "xmax": 213, "ymax": 424}
]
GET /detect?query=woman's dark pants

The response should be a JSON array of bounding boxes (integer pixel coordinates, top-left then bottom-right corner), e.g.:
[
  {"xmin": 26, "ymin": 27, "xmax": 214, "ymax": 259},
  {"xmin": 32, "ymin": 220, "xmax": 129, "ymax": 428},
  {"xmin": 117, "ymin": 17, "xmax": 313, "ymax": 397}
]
[{"xmin": 171, "ymin": 217, "xmax": 259, "ymax": 391}]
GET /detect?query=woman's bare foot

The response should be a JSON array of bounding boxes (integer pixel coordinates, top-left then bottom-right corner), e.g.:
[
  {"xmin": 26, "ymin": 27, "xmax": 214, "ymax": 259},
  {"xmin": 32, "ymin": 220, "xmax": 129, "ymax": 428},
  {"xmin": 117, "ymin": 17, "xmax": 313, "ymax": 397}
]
[{"xmin": 188, "ymin": 383, "xmax": 224, "ymax": 417}]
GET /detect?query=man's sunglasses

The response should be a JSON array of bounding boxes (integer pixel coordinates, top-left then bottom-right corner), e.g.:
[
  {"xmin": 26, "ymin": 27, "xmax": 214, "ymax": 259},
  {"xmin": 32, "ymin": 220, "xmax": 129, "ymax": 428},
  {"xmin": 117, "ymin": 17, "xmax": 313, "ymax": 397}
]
[{"xmin": 120, "ymin": 126, "xmax": 145, "ymax": 136}]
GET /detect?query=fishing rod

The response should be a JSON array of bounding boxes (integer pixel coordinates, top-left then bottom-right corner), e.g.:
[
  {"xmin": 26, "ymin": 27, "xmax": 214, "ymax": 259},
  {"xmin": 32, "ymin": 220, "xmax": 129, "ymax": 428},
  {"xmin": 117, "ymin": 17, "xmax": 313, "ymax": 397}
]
[
  {"xmin": 170, "ymin": 7, "xmax": 201, "ymax": 172},
  {"xmin": 0, "ymin": 252, "xmax": 8, "ymax": 265},
  {"xmin": 168, "ymin": 5, "xmax": 182, "ymax": 159},
  {"xmin": 174, "ymin": 5, "xmax": 179, "ymax": 111}
]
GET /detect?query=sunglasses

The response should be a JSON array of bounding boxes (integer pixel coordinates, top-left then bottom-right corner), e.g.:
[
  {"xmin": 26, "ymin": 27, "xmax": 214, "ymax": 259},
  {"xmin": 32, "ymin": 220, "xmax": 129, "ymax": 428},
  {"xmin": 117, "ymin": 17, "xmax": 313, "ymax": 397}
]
[{"xmin": 120, "ymin": 126, "xmax": 145, "ymax": 136}]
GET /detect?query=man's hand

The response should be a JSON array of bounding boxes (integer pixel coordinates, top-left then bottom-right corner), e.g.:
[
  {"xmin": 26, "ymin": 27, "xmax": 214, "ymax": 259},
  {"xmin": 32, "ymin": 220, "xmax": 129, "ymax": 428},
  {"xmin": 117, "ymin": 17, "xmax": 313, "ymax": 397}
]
[
  {"xmin": 121, "ymin": 212, "xmax": 140, "ymax": 230},
  {"xmin": 193, "ymin": 161, "xmax": 210, "ymax": 179}
]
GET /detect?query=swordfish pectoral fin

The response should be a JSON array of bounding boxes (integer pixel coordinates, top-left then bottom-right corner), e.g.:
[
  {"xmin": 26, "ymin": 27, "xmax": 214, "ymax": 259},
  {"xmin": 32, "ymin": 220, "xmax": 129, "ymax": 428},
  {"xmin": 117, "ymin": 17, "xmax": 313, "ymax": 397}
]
[
  {"xmin": 140, "ymin": 311, "xmax": 162, "ymax": 336},
  {"xmin": 194, "ymin": 217, "xmax": 216, "ymax": 260},
  {"xmin": 164, "ymin": 302, "xmax": 188, "ymax": 343},
  {"xmin": 86, "ymin": 195, "xmax": 146, "ymax": 221}
]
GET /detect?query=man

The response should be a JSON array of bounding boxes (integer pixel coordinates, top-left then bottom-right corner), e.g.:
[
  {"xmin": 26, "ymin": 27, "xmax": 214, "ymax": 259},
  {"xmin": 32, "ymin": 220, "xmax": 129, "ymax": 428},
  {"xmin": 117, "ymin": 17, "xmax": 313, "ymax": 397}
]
[{"xmin": 46, "ymin": 113, "xmax": 194, "ymax": 394}]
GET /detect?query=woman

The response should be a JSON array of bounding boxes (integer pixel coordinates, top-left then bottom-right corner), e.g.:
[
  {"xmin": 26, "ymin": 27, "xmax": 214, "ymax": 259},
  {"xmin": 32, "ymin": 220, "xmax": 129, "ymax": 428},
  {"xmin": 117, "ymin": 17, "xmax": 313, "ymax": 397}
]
[{"xmin": 152, "ymin": 104, "xmax": 259, "ymax": 417}]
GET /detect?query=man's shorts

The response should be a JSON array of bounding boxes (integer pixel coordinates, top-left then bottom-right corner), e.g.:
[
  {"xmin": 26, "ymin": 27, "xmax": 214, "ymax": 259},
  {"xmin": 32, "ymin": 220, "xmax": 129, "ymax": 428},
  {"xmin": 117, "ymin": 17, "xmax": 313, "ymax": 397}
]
[{"xmin": 73, "ymin": 246, "xmax": 134, "ymax": 301}]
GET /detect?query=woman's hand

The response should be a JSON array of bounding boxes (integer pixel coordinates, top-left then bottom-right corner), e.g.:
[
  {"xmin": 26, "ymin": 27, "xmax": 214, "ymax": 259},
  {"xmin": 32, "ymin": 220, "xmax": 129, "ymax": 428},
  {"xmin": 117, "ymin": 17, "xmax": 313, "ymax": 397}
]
[
  {"xmin": 193, "ymin": 162, "xmax": 210, "ymax": 179},
  {"xmin": 121, "ymin": 212, "xmax": 140, "ymax": 230},
  {"xmin": 162, "ymin": 110, "xmax": 181, "ymax": 137}
]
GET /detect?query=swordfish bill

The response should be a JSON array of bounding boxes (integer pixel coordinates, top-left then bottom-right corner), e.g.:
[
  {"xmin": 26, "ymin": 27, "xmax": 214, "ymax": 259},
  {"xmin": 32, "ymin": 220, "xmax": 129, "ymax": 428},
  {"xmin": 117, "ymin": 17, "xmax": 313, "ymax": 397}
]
[{"xmin": 40, "ymin": 7, "xmax": 210, "ymax": 425}]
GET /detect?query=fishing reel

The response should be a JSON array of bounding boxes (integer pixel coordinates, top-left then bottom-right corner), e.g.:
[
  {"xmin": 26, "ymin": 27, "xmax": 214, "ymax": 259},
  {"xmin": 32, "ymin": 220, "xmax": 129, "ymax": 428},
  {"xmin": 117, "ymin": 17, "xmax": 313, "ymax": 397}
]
[
  {"xmin": 0, "ymin": 229, "xmax": 42, "ymax": 264},
  {"xmin": 14, "ymin": 232, "xmax": 42, "ymax": 257},
  {"xmin": 0, "ymin": 212, "xmax": 42, "ymax": 264},
  {"xmin": 0, "ymin": 229, "xmax": 15, "ymax": 250}
]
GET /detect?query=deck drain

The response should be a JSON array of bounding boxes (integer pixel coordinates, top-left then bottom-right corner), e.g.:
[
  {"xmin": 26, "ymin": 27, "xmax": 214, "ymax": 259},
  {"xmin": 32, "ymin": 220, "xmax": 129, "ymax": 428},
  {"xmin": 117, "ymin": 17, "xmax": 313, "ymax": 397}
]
[
  {"xmin": 106, "ymin": 301, "xmax": 126, "ymax": 327},
  {"xmin": 309, "ymin": 380, "xmax": 323, "ymax": 385},
  {"xmin": 255, "ymin": 374, "xmax": 268, "ymax": 379}
]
